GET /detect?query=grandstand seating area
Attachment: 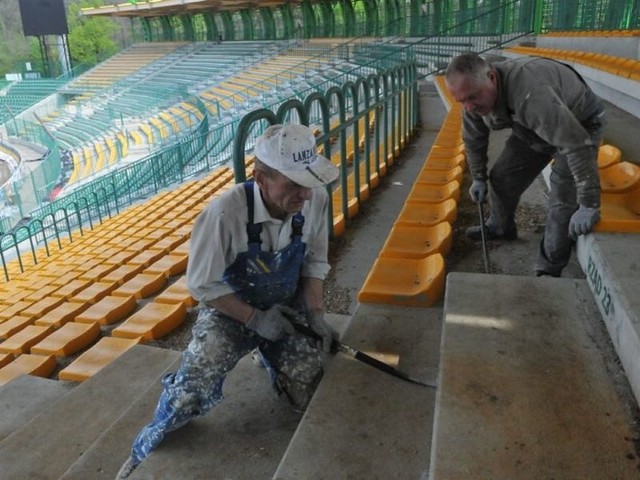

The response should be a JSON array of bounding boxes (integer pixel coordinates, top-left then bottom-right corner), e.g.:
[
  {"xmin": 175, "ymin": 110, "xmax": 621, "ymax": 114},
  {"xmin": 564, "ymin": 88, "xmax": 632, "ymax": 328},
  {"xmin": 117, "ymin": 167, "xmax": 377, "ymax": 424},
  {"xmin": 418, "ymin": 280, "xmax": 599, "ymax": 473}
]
[
  {"xmin": 3, "ymin": 40, "xmax": 387, "ymax": 192},
  {"xmin": 0, "ymin": 78, "xmax": 68, "ymax": 126},
  {"xmin": 0, "ymin": 166, "xmax": 235, "ymax": 385},
  {"xmin": 1, "ymin": 7, "xmax": 640, "ymax": 477}
]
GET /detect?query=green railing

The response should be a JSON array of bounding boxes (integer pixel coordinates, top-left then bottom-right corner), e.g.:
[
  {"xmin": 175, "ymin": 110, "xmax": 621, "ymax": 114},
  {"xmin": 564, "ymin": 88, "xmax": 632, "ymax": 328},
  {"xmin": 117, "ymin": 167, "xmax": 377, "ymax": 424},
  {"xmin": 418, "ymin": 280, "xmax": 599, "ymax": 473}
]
[{"xmin": 111, "ymin": 1, "xmax": 639, "ymax": 45}]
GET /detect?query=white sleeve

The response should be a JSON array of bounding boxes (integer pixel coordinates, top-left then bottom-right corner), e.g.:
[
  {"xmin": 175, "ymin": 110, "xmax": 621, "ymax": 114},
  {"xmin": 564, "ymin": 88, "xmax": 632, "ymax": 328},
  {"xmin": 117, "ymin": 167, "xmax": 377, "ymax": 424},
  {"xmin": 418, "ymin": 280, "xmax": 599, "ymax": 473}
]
[{"xmin": 186, "ymin": 203, "xmax": 236, "ymax": 303}]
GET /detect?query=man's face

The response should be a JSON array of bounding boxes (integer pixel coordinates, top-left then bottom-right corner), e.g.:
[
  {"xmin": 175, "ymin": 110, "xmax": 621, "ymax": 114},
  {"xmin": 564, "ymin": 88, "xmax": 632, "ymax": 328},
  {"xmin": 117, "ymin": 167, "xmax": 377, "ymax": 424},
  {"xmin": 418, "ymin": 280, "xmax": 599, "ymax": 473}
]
[
  {"xmin": 446, "ymin": 70, "xmax": 498, "ymax": 116},
  {"xmin": 256, "ymin": 170, "xmax": 312, "ymax": 219}
]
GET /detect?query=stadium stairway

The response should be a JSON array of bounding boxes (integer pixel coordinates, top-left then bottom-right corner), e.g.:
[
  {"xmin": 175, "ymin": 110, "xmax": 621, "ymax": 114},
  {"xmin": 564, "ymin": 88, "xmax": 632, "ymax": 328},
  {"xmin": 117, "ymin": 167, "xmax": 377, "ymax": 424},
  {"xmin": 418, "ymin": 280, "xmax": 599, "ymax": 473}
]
[{"xmin": 1, "ymin": 63, "xmax": 640, "ymax": 479}]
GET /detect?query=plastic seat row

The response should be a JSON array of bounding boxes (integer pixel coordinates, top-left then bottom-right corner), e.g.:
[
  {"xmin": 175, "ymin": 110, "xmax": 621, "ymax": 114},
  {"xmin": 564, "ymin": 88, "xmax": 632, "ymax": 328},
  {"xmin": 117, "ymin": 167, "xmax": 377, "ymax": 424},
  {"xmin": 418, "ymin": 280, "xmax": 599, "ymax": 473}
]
[
  {"xmin": 0, "ymin": 250, "xmax": 193, "ymax": 386},
  {"xmin": 506, "ymin": 45, "xmax": 640, "ymax": 81},
  {"xmin": 594, "ymin": 144, "xmax": 640, "ymax": 233},
  {"xmin": 69, "ymin": 42, "xmax": 188, "ymax": 90},
  {"xmin": 358, "ymin": 81, "xmax": 464, "ymax": 308},
  {"xmin": 0, "ymin": 168, "xmax": 235, "ymax": 385},
  {"xmin": 541, "ymin": 29, "xmax": 640, "ymax": 37}
]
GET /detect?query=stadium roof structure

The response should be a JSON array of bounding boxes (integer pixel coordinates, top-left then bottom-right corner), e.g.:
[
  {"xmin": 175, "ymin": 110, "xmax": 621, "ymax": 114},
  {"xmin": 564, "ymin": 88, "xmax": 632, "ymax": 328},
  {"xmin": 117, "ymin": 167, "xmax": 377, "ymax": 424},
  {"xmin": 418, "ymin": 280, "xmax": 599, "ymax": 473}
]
[{"xmin": 81, "ymin": 0, "xmax": 311, "ymax": 18}]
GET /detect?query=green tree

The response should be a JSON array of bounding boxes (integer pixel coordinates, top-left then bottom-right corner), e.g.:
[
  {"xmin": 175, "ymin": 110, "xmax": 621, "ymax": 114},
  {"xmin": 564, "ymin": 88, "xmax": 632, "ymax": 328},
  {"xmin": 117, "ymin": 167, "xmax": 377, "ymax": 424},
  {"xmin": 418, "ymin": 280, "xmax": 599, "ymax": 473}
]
[
  {"xmin": 0, "ymin": 0, "xmax": 36, "ymax": 76},
  {"xmin": 67, "ymin": 0, "xmax": 120, "ymax": 68}
]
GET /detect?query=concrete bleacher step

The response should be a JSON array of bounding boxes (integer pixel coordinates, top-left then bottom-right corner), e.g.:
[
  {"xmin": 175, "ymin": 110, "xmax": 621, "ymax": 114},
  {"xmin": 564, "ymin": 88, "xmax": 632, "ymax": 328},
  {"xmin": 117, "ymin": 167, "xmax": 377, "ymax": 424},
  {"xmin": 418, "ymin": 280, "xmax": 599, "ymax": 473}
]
[
  {"xmin": 63, "ymin": 313, "xmax": 349, "ymax": 480},
  {"xmin": 576, "ymin": 233, "xmax": 640, "ymax": 408},
  {"xmin": 0, "ymin": 345, "xmax": 180, "ymax": 479},
  {"xmin": 274, "ymin": 304, "xmax": 441, "ymax": 479},
  {"xmin": 0, "ymin": 375, "xmax": 75, "ymax": 442},
  {"xmin": 430, "ymin": 272, "xmax": 639, "ymax": 479}
]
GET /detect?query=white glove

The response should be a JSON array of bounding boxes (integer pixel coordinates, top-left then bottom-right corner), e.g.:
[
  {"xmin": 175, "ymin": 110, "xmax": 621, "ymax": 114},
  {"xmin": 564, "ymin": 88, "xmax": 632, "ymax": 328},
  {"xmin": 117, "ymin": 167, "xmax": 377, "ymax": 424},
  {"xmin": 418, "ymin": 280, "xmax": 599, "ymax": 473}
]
[
  {"xmin": 469, "ymin": 179, "xmax": 488, "ymax": 203},
  {"xmin": 246, "ymin": 305, "xmax": 296, "ymax": 341},
  {"xmin": 568, "ymin": 206, "xmax": 600, "ymax": 239},
  {"xmin": 307, "ymin": 310, "xmax": 337, "ymax": 353}
]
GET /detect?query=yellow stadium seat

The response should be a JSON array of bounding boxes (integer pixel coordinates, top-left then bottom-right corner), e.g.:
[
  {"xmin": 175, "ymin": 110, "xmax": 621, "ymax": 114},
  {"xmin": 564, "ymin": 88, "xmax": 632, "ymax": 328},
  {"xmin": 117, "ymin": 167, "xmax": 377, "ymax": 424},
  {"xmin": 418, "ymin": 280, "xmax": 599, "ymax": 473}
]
[
  {"xmin": 155, "ymin": 276, "xmax": 197, "ymax": 307},
  {"xmin": 112, "ymin": 272, "xmax": 168, "ymax": 299},
  {"xmin": 380, "ymin": 222, "xmax": 453, "ymax": 259},
  {"xmin": 35, "ymin": 302, "xmax": 90, "ymax": 328},
  {"xmin": 50, "ymin": 279, "xmax": 93, "ymax": 301},
  {"xmin": 358, "ymin": 254, "xmax": 446, "ymax": 307},
  {"xmin": 395, "ymin": 198, "xmax": 458, "ymax": 227},
  {"xmin": 31, "ymin": 321, "xmax": 101, "ymax": 357},
  {"xmin": 596, "ymin": 186, "xmax": 640, "ymax": 233},
  {"xmin": 70, "ymin": 280, "xmax": 120, "ymax": 305},
  {"xmin": 407, "ymin": 180, "xmax": 461, "ymax": 204},
  {"xmin": 425, "ymin": 153, "xmax": 466, "ymax": 171},
  {"xmin": 111, "ymin": 302, "xmax": 187, "ymax": 340},
  {"xmin": 597, "ymin": 144, "xmax": 622, "ymax": 168},
  {"xmin": 417, "ymin": 165, "xmax": 464, "ymax": 185},
  {"xmin": 58, "ymin": 337, "xmax": 142, "ymax": 382},
  {"xmin": 101, "ymin": 264, "xmax": 146, "ymax": 286},
  {"xmin": 75, "ymin": 294, "xmax": 137, "ymax": 326},
  {"xmin": 0, "ymin": 354, "xmax": 57, "ymax": 387},
  {"xmin": 0, "ymin": 325, "xmax": 54, "ymax": 355},
  {"xmin": 599, "ymin": 162, "xmax": 640, "ymax": 193},
  {"xmin": 145, "ymin": 254, "xmax": 189, "ymax": 278},
  {"xmin": 19, "ymin": 296, "xmax": 65, "ymax": 320},
  {"xmin": 333, "ymin": 212, "xmax": 346, "ymax": 238},
  {"xmin": 0, "ymin": 316, "xmax": 36, "ymax": 340}
]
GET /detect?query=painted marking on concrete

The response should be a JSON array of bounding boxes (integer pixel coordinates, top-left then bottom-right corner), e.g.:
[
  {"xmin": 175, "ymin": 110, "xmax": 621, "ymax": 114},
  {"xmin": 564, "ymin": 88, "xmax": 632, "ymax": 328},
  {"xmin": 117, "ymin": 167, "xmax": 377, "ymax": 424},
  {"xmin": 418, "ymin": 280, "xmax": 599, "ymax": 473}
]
[{"xmin": 586, "ymin": 254, "xmax": 616, "ymax": 318}]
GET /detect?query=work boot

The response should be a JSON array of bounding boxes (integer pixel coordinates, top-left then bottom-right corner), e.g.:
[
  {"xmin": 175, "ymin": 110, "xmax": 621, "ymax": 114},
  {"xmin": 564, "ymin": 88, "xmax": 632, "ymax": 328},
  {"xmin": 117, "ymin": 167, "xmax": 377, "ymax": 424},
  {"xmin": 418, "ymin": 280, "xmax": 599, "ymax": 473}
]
[
  {"xmin": 465, "ymin": 224, "xmax": 518, "ymax": 241},
  {"xmin": 115, "ymin": 456, "xmax": 137, "ymax": 479}
]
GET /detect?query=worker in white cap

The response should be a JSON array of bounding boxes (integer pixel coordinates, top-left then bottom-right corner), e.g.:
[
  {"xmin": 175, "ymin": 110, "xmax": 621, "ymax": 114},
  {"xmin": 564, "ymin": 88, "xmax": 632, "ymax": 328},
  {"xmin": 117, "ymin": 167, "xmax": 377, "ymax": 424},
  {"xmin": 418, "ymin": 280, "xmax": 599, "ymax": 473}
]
[{"xmin": 117, "ymin": 123, "xmax": 340, "ymax": 478}]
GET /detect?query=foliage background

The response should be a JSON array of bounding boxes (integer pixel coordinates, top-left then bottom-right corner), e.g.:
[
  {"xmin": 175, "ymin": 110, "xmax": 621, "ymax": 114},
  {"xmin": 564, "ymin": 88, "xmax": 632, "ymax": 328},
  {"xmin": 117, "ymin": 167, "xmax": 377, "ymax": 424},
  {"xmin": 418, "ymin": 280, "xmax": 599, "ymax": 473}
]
[{"xmin": 0, "ymin": 0, "xmax": 130, "ymax": 78}]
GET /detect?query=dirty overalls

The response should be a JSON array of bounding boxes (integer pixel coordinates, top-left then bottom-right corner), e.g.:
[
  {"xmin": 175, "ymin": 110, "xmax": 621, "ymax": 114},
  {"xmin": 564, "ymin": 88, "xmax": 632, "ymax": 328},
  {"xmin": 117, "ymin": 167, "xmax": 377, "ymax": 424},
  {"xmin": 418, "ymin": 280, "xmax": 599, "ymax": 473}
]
[{"xmin": 129, "ymin": 182, "xmax": 323, "ymax": 466}]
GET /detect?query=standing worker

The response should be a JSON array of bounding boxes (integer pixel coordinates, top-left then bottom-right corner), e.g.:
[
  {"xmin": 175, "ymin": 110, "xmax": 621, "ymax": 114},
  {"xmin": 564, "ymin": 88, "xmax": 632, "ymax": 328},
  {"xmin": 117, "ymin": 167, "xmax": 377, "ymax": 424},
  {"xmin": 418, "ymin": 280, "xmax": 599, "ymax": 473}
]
[
  {"xmin": 116, "ymin": 123, "xmax": 339, "ymax": 478},
  {"xmin": 445, "ymin": 52, "xmax": 606, "ymax": 277}
]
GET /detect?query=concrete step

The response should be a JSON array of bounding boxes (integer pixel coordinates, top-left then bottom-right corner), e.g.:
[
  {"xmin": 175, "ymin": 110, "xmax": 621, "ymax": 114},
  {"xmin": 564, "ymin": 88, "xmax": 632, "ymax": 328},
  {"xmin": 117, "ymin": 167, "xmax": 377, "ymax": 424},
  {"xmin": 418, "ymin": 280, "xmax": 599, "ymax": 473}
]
[
  {"xmin": 577, "ymin": 233, "xmax": 640, "ymax": 407},
  {"xmin": 0, "ymin": 375, "xmax": 75, "ymax": 442},
  {"xmin": 274, "ymin": 304, "xmax": 441, "ymax": 479},
  {"xmin": 0, "ymin": 345, "xmax": 180, "ymax": 480},
  {"xmin": 62, "ymin": 313, "xmax": 351, "ymax": 480},
  {"xmin": 430, "ymin": 272, "xmax": 639, "ymax": 479}
]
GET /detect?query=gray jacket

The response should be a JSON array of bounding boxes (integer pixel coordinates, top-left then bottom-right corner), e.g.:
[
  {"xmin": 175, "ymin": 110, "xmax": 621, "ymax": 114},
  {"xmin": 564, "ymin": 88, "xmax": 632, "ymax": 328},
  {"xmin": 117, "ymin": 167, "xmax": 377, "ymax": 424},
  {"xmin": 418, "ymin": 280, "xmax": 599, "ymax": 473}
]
[{"xmin": 462, "ymin": 56, "xmax": 605, "ymax": 207}]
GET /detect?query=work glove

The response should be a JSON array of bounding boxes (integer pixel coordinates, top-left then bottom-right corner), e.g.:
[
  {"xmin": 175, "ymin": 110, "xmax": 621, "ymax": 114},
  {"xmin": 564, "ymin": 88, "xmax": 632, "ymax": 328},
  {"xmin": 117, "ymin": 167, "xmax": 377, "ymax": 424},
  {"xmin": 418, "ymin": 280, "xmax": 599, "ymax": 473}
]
[
  {"xmin": 468, "ymin": 179, "xmax": 488, "ymax": 203},
  {"xmin": 246, "ymin": 304, "xmax": 296, "ymax": 341},
  {"xmin": 307, "ymin": 310, "xmax": 337, "ymax": 353},
  {"xmin": 568, "ymin": 206, "xmax": 600, "ymax": 239}
]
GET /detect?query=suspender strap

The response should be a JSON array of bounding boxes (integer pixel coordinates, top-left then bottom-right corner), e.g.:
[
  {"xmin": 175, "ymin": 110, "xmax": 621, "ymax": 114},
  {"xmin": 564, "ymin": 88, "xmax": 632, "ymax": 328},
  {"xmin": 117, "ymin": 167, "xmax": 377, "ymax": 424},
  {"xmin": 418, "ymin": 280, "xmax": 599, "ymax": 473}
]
[
  {"xmin": 243, "ymin": 181, "xmax": 306, "ymax": 243},
  {"xmin": 243, "ymin": 182, "xmax": 262, "ymax": 244},
  {"xmin": 291, "ymin": 212, "xmax": 304, "ymax": 238}
]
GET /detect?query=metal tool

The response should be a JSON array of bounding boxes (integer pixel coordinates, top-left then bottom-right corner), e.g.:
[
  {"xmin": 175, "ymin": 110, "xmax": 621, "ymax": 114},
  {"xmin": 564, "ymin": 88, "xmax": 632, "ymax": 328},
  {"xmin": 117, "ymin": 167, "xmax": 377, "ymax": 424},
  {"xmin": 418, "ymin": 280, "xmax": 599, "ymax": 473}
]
[
  {"xmin": 478, "ymin": 200, "xmax": 491, "ymax": 274},
  {"xmin": 293, "ymin": 323, "xmax": 437, "ymax": 388}
]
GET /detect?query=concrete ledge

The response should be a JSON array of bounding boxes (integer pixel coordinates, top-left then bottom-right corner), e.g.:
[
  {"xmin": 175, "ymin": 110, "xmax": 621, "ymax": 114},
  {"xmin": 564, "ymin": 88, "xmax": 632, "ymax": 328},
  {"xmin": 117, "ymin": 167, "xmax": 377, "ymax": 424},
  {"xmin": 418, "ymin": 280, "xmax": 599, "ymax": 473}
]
[
  {"xmin": 577, "ymin": 233, "xmax": 640, "ymax": 407},
  {"xmin": 431, "ymin": 272, "xmax": 639, "ymax": 479},
  {"xmin": 63, "ymin": 314, "xmax": 350, "ymax": 480},
  {"xmin": 0, "ymin": 375, "xmax": 75, "ymax": 442},
  {"xmin": 274, "ymin": 304, "xmax": 441, "ymax": 479},
  {"xmin": 0, "ymin": 345, "xmax": 180, "ymax": 479}
]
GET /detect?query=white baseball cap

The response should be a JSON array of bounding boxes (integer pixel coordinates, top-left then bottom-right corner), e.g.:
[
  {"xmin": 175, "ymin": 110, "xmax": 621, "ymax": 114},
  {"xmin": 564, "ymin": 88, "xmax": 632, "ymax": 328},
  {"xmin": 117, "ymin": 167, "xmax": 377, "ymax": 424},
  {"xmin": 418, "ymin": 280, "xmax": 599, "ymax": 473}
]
[{"xmin": 254, "ymin": 124, "xmax": 339, "ymax": 188}]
